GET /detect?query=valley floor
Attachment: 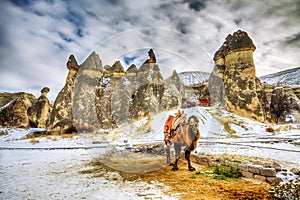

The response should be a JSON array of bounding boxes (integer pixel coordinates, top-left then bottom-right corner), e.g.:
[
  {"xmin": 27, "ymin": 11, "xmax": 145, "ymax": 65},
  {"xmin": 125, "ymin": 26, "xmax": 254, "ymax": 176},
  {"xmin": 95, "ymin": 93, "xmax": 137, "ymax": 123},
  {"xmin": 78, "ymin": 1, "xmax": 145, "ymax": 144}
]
[{"xmin": 1, "ymin": 107, "xmax": 300, "ymax": 199}]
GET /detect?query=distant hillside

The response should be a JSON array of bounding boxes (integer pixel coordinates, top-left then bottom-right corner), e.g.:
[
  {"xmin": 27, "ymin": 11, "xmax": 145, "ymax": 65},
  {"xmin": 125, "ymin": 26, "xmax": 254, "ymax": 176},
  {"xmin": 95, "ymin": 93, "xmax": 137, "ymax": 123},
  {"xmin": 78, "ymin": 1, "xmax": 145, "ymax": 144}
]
[
  {"xmin": 178, "ymin": 71, "xmax": 210, "ymax": 86},
  {"xmin": 259, "ymin": 67, "xmax": 300, "ymax": 86}
]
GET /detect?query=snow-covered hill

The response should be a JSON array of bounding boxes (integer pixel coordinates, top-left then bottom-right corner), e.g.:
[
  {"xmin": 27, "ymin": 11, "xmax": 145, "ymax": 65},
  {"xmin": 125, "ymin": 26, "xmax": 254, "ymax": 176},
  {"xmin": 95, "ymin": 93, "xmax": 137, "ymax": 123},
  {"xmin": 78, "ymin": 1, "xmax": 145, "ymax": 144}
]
[
  {"xmin": 259, "ymin": 67, "xmax": 300, "ymax": 86},
  {"xmin": 178, "ymin": 71, "xmax": 210, "ymax": 86}
]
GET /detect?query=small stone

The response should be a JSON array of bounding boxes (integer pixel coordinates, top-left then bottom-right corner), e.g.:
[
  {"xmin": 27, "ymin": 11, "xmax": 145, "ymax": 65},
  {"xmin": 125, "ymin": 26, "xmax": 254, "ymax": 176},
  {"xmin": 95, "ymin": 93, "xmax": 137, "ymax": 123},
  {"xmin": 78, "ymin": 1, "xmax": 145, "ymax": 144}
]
[
  {"xmin": 228, "ymin": 161, "xmax": 238, "ymax": 169},
  {"xmin": 260, "ymin": 167, "xmax": 276, "ymax": 177},
  {"xmin": 291, "ymin": 168, "xmax": 300, "ymax": 175},
  {"xmin": 248, "ymin": 164, "xmax": 262, "ymax": 174},
  {"xmin": 254, "ymin": 174, "xmax": 266, "ymax": 182},
  {"xmin": 266, "ymin": 177, "xmax": 282, "ymax": 185},
  {"xmin": 242, "ymin": 171, "xmax": 253, "ymax": 178},
  {"xmin": 238, "ymin": 164, "xmax": 248, "ymax": 172}
]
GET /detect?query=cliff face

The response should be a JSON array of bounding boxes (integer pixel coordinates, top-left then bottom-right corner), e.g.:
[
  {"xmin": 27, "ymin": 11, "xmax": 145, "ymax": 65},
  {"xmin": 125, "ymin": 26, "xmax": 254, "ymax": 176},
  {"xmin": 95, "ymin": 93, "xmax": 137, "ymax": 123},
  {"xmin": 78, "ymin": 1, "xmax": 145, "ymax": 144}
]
[{"xmin": 209, "ymin": 30, "xmax": 270, "ymax": 122}]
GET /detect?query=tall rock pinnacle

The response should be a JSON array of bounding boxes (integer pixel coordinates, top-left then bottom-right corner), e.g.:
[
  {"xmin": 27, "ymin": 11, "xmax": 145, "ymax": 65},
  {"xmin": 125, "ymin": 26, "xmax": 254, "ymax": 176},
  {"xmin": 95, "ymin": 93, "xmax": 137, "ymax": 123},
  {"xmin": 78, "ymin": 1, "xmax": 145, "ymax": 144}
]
[
  {"xmin": 50, "ymin": 55, "xmax": 80, "ymax": 133},
  {"xmin": 209, "ymin": 30, "xmax": 270, "ymax": 122},
  {"xmin": 28, "ymin": 87, "xmax": 52, "ymax": 128}
]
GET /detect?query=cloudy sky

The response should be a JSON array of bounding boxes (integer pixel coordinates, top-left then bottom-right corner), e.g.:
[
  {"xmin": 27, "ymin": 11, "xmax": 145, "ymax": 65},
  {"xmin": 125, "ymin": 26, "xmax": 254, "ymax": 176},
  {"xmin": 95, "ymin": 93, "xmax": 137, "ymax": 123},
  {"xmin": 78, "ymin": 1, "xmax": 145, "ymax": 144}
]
[{"xmin": 0, "ymin": 0, "xmax": 299, "ymax": 100}]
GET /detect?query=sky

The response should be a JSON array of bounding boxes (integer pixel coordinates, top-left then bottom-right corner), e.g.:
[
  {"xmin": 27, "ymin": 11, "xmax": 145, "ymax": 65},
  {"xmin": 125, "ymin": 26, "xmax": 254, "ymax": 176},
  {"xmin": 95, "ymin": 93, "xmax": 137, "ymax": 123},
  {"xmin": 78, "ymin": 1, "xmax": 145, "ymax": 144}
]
[{"xmin": 0, "ymin": 0, "xmax": 299, "ymax": 101}]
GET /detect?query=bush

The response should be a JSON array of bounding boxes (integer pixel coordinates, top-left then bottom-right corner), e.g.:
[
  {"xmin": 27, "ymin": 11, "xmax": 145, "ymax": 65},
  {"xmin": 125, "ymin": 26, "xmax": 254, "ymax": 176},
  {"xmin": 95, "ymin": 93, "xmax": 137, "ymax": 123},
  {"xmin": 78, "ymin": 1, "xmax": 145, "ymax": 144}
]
[{"xmin": 213, "ymin": 165, "xmax": 242, "ymax": 179}]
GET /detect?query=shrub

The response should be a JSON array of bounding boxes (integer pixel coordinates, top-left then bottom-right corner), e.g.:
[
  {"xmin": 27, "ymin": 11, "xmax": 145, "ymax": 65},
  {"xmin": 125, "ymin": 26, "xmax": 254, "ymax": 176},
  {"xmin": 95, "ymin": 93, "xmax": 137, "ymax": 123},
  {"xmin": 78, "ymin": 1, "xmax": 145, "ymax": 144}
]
[{"xmin": 213, "ymin": 165, "xmax": 242, "ymax": 179}]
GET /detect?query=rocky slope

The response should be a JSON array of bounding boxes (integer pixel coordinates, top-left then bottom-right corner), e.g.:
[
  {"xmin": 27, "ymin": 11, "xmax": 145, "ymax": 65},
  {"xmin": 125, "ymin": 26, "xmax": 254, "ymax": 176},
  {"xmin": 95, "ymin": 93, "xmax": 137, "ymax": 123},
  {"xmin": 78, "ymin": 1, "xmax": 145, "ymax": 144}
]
[{"xmin": 259, "ymin": 67, "xmax": 300, "ymax": 86}]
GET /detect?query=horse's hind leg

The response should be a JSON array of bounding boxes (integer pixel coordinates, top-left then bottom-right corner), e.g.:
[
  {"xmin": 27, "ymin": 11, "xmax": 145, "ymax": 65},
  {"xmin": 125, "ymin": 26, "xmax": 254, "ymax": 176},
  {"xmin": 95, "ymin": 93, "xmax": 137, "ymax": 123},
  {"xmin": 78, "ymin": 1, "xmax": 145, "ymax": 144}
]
[
  {"xmin": 185, "ymin": 150, "xmax": 195, "ymax": 171},
  {"xmin": 172, "ymin": 143, "xmax": 181, "ymax": 171}
]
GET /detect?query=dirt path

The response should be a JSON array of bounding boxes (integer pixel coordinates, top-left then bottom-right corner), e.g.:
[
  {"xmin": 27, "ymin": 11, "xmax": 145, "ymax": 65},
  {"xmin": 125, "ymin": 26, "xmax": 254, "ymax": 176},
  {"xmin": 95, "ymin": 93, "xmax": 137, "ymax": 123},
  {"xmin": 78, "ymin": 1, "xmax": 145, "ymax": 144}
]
[
  {"xmin": 98, "ymin": 150, "xmax": 276, "ymax": 199},
  {"xmin": 138, "ymin": 159, "xmax": 276, "ymax": 200}
]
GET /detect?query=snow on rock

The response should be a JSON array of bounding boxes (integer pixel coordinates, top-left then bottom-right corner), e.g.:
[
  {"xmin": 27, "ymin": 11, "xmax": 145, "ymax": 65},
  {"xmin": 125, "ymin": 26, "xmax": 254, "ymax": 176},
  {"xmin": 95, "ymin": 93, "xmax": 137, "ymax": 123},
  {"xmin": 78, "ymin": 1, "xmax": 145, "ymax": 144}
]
[
  {"xmin": 259, "ymin": 66, "xmax": 300, "ymax": 86},
  {"xmin": 178, "ymin": 71, "xmax": 210, "ymax": 86}
]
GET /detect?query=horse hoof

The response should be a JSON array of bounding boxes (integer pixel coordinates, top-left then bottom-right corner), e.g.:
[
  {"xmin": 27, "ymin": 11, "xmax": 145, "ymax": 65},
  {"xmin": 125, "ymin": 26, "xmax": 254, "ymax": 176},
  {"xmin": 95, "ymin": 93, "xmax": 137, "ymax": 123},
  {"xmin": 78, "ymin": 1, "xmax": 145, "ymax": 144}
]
[
  {"xmin": 188, "ymin": 167, "xmax": 196, "ymax": 171},
  {"xmin": 172, "ymin": 167, "xmax": 179, "ymax": 171}
]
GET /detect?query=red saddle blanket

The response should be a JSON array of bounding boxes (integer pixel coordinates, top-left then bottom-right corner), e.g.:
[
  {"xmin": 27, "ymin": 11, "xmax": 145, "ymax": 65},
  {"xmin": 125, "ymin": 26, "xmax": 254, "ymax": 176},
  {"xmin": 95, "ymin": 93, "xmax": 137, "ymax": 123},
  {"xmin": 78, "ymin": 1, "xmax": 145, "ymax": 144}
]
[{"xmin": 164, "ymin": 115, "xmax": 175, "ymax": 134}]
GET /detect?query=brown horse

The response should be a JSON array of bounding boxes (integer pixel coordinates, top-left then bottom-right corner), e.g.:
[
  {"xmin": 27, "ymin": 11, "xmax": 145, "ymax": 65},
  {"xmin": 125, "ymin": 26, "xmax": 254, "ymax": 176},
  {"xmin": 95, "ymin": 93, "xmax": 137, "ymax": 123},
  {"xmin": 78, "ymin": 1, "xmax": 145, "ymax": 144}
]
[{"xmin": 164, "ymin": 115, "xmax": 200, "ymax": 171}]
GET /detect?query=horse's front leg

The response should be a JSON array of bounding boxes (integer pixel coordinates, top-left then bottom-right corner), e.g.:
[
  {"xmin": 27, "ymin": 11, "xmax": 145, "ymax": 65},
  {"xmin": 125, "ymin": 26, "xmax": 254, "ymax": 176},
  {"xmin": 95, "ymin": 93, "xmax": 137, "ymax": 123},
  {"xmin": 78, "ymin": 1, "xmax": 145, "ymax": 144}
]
[
  {"xmin": 166, "ymin": 144, "xmax": 171, "ymax": 165},
  {"xmin": 172, "ymin": 143, "xmax": 181, "ymax": 171},
  {"xmin": 185, "ymin": 150, "xmax": 195, "ymax": 171}
]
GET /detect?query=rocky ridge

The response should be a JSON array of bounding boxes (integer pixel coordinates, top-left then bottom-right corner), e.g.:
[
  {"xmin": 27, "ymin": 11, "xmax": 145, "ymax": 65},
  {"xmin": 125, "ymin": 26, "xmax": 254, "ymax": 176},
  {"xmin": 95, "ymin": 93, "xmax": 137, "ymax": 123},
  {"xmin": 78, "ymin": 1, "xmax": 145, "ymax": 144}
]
[{"xmin": 1, "ymin": 30, "xmax": 299, "ymax": 130}]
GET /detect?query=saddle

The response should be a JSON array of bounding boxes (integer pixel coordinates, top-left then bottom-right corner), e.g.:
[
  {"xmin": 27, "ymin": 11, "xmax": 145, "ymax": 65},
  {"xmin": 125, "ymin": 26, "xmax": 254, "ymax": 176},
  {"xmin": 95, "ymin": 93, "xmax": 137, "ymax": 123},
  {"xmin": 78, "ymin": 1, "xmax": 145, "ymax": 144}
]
[{"xmin": 164, "ymin": 111, "xmax": 185, "ymax": 138}]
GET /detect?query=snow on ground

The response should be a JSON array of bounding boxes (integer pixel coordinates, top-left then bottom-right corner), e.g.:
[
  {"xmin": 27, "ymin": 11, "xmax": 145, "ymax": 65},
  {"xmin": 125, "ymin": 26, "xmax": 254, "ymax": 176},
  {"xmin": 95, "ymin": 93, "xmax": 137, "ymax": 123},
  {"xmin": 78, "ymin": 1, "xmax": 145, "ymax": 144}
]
[
  {"xmin": 0, "ymin": 128, "xmax": 176, "ymax": 199},
  {"xmin": 0, "ymin": 148, "xmax": 176, "ymax": 200},
  {"xmin": 1, "ymin": 106, "xmax": 300, "ymax": 199}
]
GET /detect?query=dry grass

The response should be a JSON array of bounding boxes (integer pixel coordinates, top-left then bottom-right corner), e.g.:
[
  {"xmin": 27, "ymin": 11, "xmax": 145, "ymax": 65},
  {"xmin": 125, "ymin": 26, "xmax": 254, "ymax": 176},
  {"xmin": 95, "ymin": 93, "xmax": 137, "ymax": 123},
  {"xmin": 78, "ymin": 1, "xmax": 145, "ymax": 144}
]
[
  {"xmin": 266, "ymin": 127, "xmax": 275, "ymax": 133},
  {"xmin": 61, "ymin": 133, "xmax": 77, "ymax": 139},
  {"xmin": 30, "ymin": 138, "xmax": 39, "ymax": 144}
]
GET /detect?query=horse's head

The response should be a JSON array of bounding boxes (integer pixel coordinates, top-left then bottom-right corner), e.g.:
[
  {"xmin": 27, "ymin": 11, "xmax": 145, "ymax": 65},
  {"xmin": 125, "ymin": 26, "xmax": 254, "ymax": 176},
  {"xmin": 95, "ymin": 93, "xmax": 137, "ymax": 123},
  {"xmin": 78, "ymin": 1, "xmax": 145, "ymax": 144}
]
[
  {"xmin": 188, "ymin": 115, "xmax": 199, "ymax": 133},
  {"xmin": 179, "ymin": 113, "xmax": 188, "ymax": 124}
]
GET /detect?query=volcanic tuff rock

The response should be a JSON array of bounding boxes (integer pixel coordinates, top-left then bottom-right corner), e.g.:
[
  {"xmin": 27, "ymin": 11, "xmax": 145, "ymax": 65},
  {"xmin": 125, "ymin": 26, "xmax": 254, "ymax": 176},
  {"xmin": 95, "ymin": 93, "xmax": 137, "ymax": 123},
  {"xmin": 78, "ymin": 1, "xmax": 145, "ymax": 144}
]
[
  {"xmin": 162, "ymin": 70, "xmax": 185, "ymax": 110},
  {"xmin": 209, "ymin": 30, "xmax": 270, "ymax": 122},
  {"xmin": 95, "ymin": 61, "xmax": 124, "ymax": 129},
  {"xmin": 50, "ymin": 55, "xmax": 80, "ymax": 133},
  {"xmin": 129, "ymin": 50, "xmax": 164, "ymax": 120},
  {"xmin": 0, "ymin": 92, "xmax": 37, "ymax": 128},
  {"xmin": 270, "ymin": 86, "xmax": 300, "ymax": 123},
  {"xmin": 72, "ymin": 51, "xmax": 103, "ymax": 131},
  {"xmin": 0, "ymin": 92, "xmax": 36, "ymax": 108},
  {"xmin": 27, "ymin": 87, "xmax": 52, "ymax": 128}
]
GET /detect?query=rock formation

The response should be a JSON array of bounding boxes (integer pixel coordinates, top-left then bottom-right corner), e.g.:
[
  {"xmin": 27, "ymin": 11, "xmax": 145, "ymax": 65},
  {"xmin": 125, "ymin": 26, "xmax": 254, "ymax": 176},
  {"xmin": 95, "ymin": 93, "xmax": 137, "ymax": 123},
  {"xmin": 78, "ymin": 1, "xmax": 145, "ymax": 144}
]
[
  {"xmin": 162, "ymin": 70, "xmax": 185, "ymax": 110},
  {"xmin": 0, "ymin": 92, "xmax": 36, "ymax": 128},
  {"xmin": 270, "ymin": 86, "xmax": 300, "ymax": 123},
  {"xmin": 209, "ymin": 30, "xmax": 270, "ymax": 122},
  {"xmin": 28, "ymin": 87, "xmax": 52, "ymax": 128},
  {"xmin": 72, "ymin": 51, "xmax": 103, "ymax": 131},
  {"xmin": 50, "ymin": 55, "xmax": 79, "ymax": 133},
  {"xmin": 208, "ymin": 64, "xmax": 225, "ymax": 106},
  {"xmin": 95, "ymin": 61, "xmax": 124, "ymax": 129},
  {"xmin": 129, "ymin": 49, "xmax": 164, "ymax": 120}
]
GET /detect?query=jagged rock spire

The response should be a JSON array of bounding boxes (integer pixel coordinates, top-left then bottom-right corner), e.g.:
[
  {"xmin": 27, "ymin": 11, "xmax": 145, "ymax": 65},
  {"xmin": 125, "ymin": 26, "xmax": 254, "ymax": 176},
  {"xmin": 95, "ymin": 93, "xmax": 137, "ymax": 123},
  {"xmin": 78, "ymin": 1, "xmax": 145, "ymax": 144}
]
[
  {"xmin": 142, "ymin": 48, "xmax": 156, "ymax": 64},
  {"xmin": 67, "ymin": 55, "xmax": 79, "ymax": 71}
]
